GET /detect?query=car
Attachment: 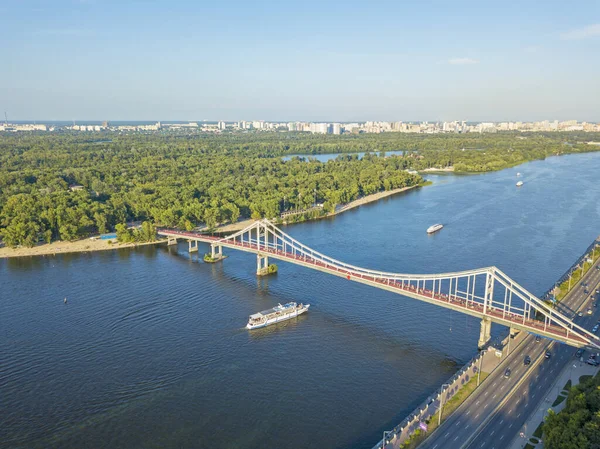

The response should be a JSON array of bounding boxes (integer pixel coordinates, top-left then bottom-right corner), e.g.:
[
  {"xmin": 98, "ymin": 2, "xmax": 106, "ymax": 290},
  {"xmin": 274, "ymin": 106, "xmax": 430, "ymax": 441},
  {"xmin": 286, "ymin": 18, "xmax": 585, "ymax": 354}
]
[
  {"xmin": 582, "ymin": 282, "xmax": 588, "ymax": 287},
  {"xmin": 576, "ymin": 348, "xmax": 584, "ymax": 358},
  {"xmin": 545, "ymin": 351, "xmax": 551, "ymax": 359},
  {"xmin": 588, "ymin": 308, "xmax": 593, "ymax": 315},
  {"xmin": 504, "ymin": 368, "xmax": 511, "ymax": 378},
  {"xmin": 524, "ymin": 356, "xmax": 531, "ymax": 365},
  {"xmin": 586, "ymin": 358, "xmax": 599, "ymax": 366},
  {"xmin": 585, "ymin": 289, "xmax": 589, "ymax": 294},
  {"xmin": 578, "ymin": 311, "xmax": 584, "ymax": 317},
  {"xmin": 535, "ymin": 336, "xmax": 541, "ymax": 342},
  {"xmin": 596, "ymin": 289, "xmax": 600, "ymax": 294},
  {"xmin": 593, "ymin": 324, "xmax": 599, "ymax": 333}
]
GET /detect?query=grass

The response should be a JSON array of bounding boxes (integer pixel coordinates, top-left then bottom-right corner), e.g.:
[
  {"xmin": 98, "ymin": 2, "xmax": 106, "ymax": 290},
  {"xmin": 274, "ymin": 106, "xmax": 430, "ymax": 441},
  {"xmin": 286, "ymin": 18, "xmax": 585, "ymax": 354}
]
[
  {"xmin": 552, "ymin": 394, "xmax": 567, "ymax": 407},
  {"xmin": 555, "ymin": 245, "xmax": 600, "ymax": 302},
  {"xmin": 533, "ymin": 422, "xmax": 544, "ymax": 438},
  {"xmin": 398, "ymin": 372, "xmax": 490, "ymax": 449},
  {"xmin": 524, "ymin": 444, "xmax": 535, "ymax": 449},
  {"xmin": 580, "ymin": 375, "xmax": 592, "ymax": 383},
  {"xmin": 564, "ymin": 379, "xmax": 572, "ymax": 390}
]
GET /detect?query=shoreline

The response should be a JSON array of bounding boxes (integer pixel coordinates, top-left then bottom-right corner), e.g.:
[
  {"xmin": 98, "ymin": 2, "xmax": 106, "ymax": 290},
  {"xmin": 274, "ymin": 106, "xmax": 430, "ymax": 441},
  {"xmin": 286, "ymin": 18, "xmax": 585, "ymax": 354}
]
[
  {"xmin": 0, "ymin": 184, "xmax": 421, "ymax": 260},
  {"xmin": 0, "ymin": 238, "xmax": 165, "ymax": 260}
]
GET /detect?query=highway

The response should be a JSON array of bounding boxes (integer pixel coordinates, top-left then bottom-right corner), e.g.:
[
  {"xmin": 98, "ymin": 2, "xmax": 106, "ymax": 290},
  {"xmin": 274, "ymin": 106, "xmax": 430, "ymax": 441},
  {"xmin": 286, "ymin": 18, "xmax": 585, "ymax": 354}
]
[{"xmin": 418, "ymin": 258, "xmax": 600, "ymax": 449}]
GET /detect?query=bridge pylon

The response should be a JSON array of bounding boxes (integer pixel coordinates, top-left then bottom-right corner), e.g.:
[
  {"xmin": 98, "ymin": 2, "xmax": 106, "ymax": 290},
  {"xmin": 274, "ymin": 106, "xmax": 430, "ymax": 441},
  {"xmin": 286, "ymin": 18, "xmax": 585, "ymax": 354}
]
[
  {"xmin": 478, "ymin": 317, "xmax": 492, "ymax": 349},
  {"xmin": 256, "ymin": 254, "xmax": 269, "ymax": 276},
  {"xmin": 210, "ymin": 244, "xmax": 224, "ymax": 260},
  {"xmin": 188, "ymin": 240, "xmax": 198, "ymax": 253}
]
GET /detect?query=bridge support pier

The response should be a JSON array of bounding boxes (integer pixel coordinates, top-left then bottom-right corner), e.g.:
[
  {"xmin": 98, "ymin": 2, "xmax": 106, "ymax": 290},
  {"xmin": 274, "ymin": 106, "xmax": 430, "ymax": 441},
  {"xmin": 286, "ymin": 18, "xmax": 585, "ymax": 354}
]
[
  {"xmin": 210, "ymin": 244, "xmax": 223, "ymax": 259},
  {"xmin": 256, "ymin": 254, "xmax": 270, "ymax": 276},
  {"xmin": 188, "ymin": 240, "xmax": 198, "ymax": 253},
  {"xmin": 167, "ymin": 236, "xmax": 178, "ymax": 246},
  {"xmin": 478, "ymin": 317, "xmax": 492, "ymax": 349}
]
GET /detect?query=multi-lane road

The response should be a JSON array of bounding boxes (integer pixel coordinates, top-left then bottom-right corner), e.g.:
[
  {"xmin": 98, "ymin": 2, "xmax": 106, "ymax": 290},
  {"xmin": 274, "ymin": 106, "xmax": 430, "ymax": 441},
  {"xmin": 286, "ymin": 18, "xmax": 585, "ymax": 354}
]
[{"xmin": 418, "ymin": 259, "xmax": 600, "ymax": 449}]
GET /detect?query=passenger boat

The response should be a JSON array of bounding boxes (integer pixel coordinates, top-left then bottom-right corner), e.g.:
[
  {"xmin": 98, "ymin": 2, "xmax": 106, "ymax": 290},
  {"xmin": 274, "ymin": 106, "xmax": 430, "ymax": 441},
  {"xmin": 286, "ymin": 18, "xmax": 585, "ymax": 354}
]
[
  {"xmin": 516, "ymin": 181, "xmax": 524, "ymax": 187},
  {"xmin": 246, "ymin": 302, "xmax": 310, "ymax": 330},
  {"xmin": 426, "ymin": 224, "xmax": 444, "ymax": 234}
]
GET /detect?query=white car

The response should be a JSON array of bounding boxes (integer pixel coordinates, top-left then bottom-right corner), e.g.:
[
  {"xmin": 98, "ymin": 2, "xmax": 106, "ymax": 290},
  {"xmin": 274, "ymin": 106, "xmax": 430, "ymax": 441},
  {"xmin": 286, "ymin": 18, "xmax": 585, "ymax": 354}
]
[{"xmin": 588, "ymin": 309, "xmax": 593, "ymax": 315}]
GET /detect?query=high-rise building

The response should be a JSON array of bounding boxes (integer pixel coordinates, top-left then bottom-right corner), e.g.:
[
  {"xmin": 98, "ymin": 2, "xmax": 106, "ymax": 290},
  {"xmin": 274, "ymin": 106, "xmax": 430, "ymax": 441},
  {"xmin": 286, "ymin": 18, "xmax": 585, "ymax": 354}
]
[
  {"xmin": 218, "ymin": 121, "xmax": 226, "ymax": 130},
  {"xmin": 332, "ymin": 123, "xmax": 341, "ymax": 135}
]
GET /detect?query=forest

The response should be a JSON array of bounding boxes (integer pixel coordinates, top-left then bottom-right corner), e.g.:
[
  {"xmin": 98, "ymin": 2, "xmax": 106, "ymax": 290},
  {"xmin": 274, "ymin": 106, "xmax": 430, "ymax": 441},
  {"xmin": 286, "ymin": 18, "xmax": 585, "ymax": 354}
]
[
  {"xmin": 0, "ymin": 131, "xmax": 599, "ymax": 247},
  {"xmin": 542, "ymin": 372, "xmax": 600, "ymax": 449}
]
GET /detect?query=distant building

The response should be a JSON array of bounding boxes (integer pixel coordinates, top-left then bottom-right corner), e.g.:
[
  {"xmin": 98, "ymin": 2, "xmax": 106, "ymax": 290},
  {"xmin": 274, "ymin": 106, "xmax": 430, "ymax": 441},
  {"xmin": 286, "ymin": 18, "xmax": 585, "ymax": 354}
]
[{"xmin": 218, "ymin": 121, "xmax": 226, "ymax": 130}]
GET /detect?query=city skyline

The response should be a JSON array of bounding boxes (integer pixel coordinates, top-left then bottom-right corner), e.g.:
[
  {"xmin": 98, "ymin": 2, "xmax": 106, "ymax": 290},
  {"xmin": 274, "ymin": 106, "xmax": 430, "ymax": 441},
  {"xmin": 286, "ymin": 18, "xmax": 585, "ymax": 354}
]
[{"xmin": 2, "ymin": 0, "xmax": 600, "ymax": 121}]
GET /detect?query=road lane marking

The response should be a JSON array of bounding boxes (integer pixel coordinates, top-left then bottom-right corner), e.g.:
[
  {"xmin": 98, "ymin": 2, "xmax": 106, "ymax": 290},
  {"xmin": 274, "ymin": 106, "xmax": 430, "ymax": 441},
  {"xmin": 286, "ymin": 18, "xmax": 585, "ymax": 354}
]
[
  {"xmin": 500, "ymin": 435, "xmax": 504, "ymax": 440},
  {"xmin": 493, "ymin": 394, "xmax": 497, "ymax": 399},
  {"xmin": 509, "ymin": 423, "xmax": 513, "ymax": 428},
  {"xmin": 466, "ymin": 410, "xmax": 471, "ymax": 416},
  {"xmin": 454, "ymin": 436, "xmax": 459, "ymax": 441},
  {"xmin": 445, "ymin": 432, "xmax": 450, "ymax": 438},
  {"xmin": 490, "ymin": 430, "xmax": 495, "ymax": 436},
  {"xmin": 476, "ymin": 400, "xmax": 480, "ymax": 405},
  {"xmin": 499, "ymin": 419, "xmax": 504, "ymax": 425},
  {"xmin": 475, "ymin": 413, "xmax": 480, "ymax": 419},
  {"xmin": 433, "ymin": 445, "xmax": 438, "ymax": 449},
  {"xmin": 465, "ymin": 424, "xmax": 470, "ymax": 430}
]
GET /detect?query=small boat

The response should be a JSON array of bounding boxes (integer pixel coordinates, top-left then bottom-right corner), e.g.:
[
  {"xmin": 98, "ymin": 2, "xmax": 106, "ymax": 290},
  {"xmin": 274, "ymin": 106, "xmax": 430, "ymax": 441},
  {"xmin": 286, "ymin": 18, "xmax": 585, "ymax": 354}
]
[
  {"xmin": 426, "ymin": 224, "xmax": 444, "ymax": 234},
  {"xmin": 516, "ymin": 181, "xmax": 524, "ymax": 187},
  {"xmin": 516, "ymin": 172, "xmax": 521, "ymax": 177},
  {"xmin": 246, "ymin": 302, "xmax": 310, "ymax": 330}
]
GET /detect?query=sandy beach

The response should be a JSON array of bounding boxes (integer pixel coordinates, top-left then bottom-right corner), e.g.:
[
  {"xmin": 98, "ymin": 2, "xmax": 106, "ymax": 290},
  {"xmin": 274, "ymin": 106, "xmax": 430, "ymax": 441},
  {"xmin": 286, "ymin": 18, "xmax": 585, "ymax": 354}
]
[
  {"xmin": 0, "ymin": 184, "xmax": 421, "ymax": 259},
  {"xmin": 0, "ymin": 237, "xmax": 165, "ymax": 259}
]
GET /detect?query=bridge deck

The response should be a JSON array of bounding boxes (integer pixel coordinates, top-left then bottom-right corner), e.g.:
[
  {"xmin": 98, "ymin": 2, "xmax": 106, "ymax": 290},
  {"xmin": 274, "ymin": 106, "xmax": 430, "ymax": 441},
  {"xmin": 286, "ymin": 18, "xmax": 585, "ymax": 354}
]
[{"xmin": 157, "ymin": 229, "xmax": 588, "ymax": 347}]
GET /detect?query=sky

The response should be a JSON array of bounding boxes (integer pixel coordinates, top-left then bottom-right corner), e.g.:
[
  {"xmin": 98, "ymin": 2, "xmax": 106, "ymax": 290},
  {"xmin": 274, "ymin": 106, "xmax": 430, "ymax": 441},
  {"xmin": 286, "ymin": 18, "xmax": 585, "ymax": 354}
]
[{"xmin": 1, "ymin": 0, "xmax": 600, "ymax": 122}]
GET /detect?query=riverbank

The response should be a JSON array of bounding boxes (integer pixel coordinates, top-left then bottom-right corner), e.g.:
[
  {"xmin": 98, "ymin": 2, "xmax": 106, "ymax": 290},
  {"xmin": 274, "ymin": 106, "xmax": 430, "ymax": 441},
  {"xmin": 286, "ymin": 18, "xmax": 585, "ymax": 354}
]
[
  {"xmin": 0, "ymin": 238, "xmax": 165, "ymax": 259},
  {"xmin": 205, "ymin": 184, "xmax": 422, "ymax": 233},
  {"xmin": 0, "ymin": 185, "xmax": 422, "ymax": 259}
]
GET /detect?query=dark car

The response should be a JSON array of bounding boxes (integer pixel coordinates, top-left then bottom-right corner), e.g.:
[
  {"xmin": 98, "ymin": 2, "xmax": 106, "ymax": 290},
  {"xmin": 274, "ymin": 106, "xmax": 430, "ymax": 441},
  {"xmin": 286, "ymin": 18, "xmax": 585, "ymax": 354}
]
[
  {"xmin": 504, "ymin": 368, "xmax": 511, "ymax": 378},
  {"xmin": 576, "ymin": 348, "xmax": 584, "ymax": 358},
  {"xmin": 545, "ymin": 351, "xmax": 551, "ymax": 359},
  {"xmin": 524, "ymin": 356, "xmax": 531, "ymax": 365},
  {"xmin": 535, "ymin": 336, "xmax": 541, "ymax": 343},
  {"xmin": 586, "ymin": 358, "xmax": 599, "ymax": 366}
]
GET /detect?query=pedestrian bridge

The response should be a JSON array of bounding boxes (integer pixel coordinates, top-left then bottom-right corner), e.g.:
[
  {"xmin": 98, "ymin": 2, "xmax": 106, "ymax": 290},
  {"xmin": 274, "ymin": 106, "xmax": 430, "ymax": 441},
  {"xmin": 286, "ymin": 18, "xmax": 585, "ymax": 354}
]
[{"xmin": 158, "ymin": 220, "xmax": 600, "ymax": 350}]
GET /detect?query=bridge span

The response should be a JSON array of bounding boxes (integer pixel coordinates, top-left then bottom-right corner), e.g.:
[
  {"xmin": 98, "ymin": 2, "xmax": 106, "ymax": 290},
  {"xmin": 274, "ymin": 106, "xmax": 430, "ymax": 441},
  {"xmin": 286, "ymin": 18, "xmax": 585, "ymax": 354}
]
[{"xmin": 158, "ymin": 220, "xmax": 600, "ymax": 350}]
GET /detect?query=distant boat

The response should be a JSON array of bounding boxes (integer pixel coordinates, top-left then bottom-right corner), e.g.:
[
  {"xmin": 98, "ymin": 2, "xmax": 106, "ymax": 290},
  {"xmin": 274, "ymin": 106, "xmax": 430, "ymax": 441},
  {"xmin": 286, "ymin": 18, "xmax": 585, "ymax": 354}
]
[
  {"xmin": 427, "ymin": 224, "xmax": 444, "ymax": 234},
  {"xmin": 516, "ymin": 181, "xmax": 524, "ymax": 187},
  {"xmin": 516, "ymin": 172, "xmax": 521, "ymax": 177}
]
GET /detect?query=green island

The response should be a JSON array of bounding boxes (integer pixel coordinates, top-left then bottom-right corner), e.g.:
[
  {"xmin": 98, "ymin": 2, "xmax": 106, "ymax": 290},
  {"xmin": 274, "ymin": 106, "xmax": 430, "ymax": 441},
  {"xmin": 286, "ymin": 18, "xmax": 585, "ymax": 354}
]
[
  {"xmin": 1, "ymin": 131, "xmax": 599, "ymax": 248},
  {"xmin": 542, "ymin": 372, "xmax": 600, "ymax": 449}
]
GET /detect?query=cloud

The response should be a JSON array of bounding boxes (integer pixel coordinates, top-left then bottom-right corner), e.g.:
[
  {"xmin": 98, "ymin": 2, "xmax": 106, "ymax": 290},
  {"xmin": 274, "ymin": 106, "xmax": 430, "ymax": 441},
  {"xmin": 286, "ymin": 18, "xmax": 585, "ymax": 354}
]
[
  {"xmin": 448, "ymin": 57, "xmax": 478, "ymax": 65},
  {"xmin": 560, "ymin": 23, "xmax": 600, "ymax": 40}
]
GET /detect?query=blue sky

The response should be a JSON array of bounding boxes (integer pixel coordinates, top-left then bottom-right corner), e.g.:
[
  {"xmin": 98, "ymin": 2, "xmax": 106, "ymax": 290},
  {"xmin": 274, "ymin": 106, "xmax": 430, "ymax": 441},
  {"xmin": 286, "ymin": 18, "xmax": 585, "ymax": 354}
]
[{"xmin": 2, "ymin": 0, "xmax": 599, "ymax": 121}]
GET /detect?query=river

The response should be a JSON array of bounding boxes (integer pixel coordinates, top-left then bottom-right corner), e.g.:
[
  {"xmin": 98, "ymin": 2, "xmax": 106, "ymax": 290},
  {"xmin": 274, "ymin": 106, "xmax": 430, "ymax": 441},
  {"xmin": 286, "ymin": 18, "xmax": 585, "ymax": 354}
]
[
  {"xmin": 2, "ymin": 152, "xmax": 600, "ymax": 449},
  {"xmin": 282, "ymin": 150, "xmax": 404, "ymax": 162}
]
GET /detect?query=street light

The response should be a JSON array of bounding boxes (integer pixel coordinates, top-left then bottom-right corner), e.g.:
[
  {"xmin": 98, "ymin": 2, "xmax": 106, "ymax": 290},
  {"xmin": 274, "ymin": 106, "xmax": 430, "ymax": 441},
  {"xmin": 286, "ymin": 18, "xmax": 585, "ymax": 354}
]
[
  {"xmin": 477, "ymin": 352, "xmax": 484, "ymax": 386},
  {"xmin": 438, "ymin": 383, "xmax": 451, "ymax": 425}
]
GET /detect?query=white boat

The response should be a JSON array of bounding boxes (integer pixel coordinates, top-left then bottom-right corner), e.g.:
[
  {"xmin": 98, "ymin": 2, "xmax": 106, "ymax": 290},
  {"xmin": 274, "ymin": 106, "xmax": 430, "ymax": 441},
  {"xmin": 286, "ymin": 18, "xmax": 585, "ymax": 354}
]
[
  {"xmin": 246, "ymin": 302, "xmax": 310, "ymax": 330},
  {"xmin": 516, "ymin": 181, "xmax": 524, "ymax": 187},
  {"xmin": 426, "ymin": 224, "xmax": 443, "ymax": 234},
  {"xmin": 516, "ymin": 172, "xmax": 521, "ymax": 177}
]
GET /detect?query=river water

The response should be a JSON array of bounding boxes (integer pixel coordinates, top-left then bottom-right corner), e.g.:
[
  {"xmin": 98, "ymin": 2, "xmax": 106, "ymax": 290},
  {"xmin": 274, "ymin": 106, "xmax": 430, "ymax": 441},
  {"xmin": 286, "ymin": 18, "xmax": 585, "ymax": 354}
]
[
  {"xmin": 2, "ymin": 152, "xmax": 600, "ymax": 449},
  {"xmin": 282, "ymin": 150, "xmax": 404, "ymax": 162}
]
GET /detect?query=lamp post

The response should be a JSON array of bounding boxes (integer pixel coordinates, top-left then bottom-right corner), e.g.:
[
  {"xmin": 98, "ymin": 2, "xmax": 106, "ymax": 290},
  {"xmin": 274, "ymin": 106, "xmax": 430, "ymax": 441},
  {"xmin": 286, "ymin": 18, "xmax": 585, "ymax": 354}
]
[
  {"xmin": 438, "ymin": 383, "xmax": 451, "ymax": 426},
  {"xmin": 477, "ymin": 352, "xmax": 484, "ymax": 386}
]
